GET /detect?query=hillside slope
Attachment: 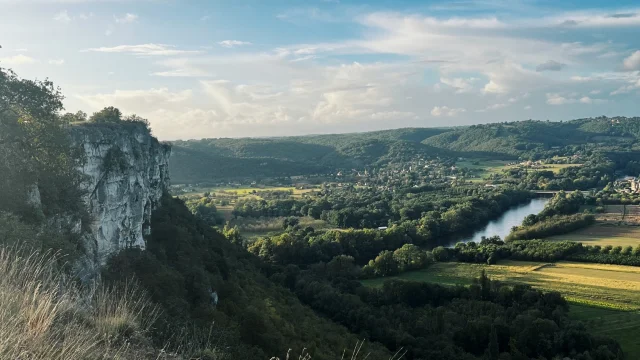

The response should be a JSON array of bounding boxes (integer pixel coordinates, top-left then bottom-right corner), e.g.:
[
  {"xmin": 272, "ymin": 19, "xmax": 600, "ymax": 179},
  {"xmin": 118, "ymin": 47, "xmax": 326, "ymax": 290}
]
[
  {"xmin": 103, "ymin": 196, "xmax": 391, "ymax": 359},
  {"xmin": 170, "ymin": 128, "xmax": 450, "ymax": 183},
  {"xmin": 171, "ymin": 117, "xmax": 640, "ymax": 183}
]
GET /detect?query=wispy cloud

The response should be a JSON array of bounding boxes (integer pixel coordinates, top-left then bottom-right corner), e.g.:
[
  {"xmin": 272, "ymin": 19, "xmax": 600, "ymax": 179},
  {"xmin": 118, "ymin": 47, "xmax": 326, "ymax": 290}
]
[
  {"xmin": 431, "ymin": 106, "xmax": 466, "ymax": 117},
  {"xmin": 53, "ymin": 10, "xmax": 93, "ymax": 23},
  {"xmin": 83, "ymin": 44, "xmax": 202, "ymax": 56},
  {"xmin": 218, "ymin": 40, "xmax": 252, "ymax": 48},
  {"xmin": 0, "ymin": 54, "xmax": 36, "ymax": 65},
  {"xmin": 115, "ymin": 13, "xmax": 138, "ymax": 23},
  {"xmin": 53, "ymin": 10, "xmax": 71, "ymax": 23},
  {"xmin": 476, "ymin": 103, "xmax": 508, "ymax": 112}
]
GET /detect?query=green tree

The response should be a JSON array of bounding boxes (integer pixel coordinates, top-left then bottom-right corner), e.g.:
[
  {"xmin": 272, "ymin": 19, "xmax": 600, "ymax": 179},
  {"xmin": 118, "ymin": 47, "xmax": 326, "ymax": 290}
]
[
  {"xmin": 90, "ymin": 106, "xmax": 122, "ymax": 123},
  {"xmin": 392, "ymin": 244, "xmax": 432, "ymax": 272},
  {"xmin": 366, "ymin": 250, "xmax": 398, "ymax": 277},
  {"xmin": 61, "ymin": 110, "xmax": 87, "ymax": 123},
  {"xmin": 0, "ymin": 67, "xmax": 83, "ymax": 216}
]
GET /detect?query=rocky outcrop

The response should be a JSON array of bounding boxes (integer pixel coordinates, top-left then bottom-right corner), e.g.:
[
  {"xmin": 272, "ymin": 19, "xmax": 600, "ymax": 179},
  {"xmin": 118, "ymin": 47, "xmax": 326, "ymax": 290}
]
[{"xmin": 69, "ymin": 123, "xmax": 171, "ymax": 268}]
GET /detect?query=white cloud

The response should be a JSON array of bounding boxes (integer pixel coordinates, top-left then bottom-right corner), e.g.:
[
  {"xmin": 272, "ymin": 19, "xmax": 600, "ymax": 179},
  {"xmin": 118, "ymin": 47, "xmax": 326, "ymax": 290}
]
[
  {"xmin": 611, "ymin": 78, "xmax": 640, "ymax": 95},
  {"xmin": 546, "ymin": 93, "xmax": 608, "ymax": 105},
  {"xmin": 218, "ymin": 40, "xmax": 252, "ymax": 48},
  {"xmin": 476, "ymin": 103, "xmax": 508, "ymax": 112},
  {"xmin": 83, "ymin": 44, "xmax": 201, "ymax": 56},
  {"xmin": 546, "ymin": 93, "xmax": 575, "ymax": 105},
  {"xmin": 53, "ymin": 10, "xmax": 92, "ymax": 23},
  {"xmin": 440, "ymin": 77, "xmax": 477, "ymax": 93},
  {"xmin": 623, "ymin": 51, "xmax": 640, "ymax": 71},
  {"xmin": 548, "ymin": 11, "xmax": 640, "ymax": 28},
  {"xmin": 54, "ymin": 10, "xmax": 71, "ymax": 23},
  {"xmin": 48, "ymin": 59, "xmax": 65, "ymax": 65},
  {"xmin": 0, "ymin": 54, "xmax": 36, "ymax": 65},
  {"xmin": 524, "ymin": 105, "xmax": 532, "ymax": 110},
  {"xmin": 431, "ymin": 106, "xmax": 465, "ymax": 117},
  {"xmin": 115, "ymin": 13, "xmax": 138, "ymax": 23}
]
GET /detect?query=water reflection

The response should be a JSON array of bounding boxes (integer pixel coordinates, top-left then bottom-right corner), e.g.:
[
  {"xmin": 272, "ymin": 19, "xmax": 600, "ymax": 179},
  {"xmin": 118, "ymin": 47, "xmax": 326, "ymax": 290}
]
[{"xmin": 446, "ymin": 198, "xmax": 549, "ymax": 247}]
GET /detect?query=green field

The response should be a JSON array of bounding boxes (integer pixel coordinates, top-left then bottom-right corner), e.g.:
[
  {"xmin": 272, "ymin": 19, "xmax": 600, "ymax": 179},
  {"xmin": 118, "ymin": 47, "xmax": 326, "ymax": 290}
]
[
  {"xmin": 456, "ymin": 159, "xmax": 512, "ymax": 179},
  {"xmin": 543, "ymin": 163, "xmax": 583, "ymax": 173},
  {"xmin": 180, "ymin": 185, "xmax": 317, "ymax": 198},
  {"xmin": 362, "ymin": 260, "xmax": 640, "ymax": 357},
  {"xmin": 547, "ymin": 223, "xmax": 640, "ymax": 248},
  {"xmin": 570, "ymin": 305, "xmax": 640, "ymax": 357},
  {"xmin": 457, "ymin": 159, "xmax": 582, "ymax": 182}
]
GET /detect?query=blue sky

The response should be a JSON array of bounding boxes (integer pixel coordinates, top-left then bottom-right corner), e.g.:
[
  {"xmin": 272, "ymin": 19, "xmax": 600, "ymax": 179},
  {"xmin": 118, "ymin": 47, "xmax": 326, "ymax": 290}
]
[{"xmin": 2, "ymin": 0, "xmax": 640, "ymax": 140}]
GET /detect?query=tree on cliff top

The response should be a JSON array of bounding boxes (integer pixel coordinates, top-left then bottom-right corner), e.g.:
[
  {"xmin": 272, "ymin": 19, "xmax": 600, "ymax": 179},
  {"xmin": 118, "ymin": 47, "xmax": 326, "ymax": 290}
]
[
  {"xmin": 0, "ymin": 66, "xmax": 85, "ymax": 218},
  {"xmin": 90, "ymin": 106, "xmax": 122, "ymax": 123}
]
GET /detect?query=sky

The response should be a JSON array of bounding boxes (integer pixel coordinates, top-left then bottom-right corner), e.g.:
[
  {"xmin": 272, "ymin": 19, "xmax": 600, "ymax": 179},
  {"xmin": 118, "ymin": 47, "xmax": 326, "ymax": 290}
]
[{"xmin": 2, "ymin": 0, "xmax": 640, "ymax": 140}]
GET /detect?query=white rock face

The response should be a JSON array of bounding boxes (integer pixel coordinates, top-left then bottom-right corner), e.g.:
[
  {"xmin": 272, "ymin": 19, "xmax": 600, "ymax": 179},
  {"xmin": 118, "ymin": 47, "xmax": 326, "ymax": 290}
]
[{"xmin": 70, "ymin": 123, "xmax": 171, "ymax": 266}]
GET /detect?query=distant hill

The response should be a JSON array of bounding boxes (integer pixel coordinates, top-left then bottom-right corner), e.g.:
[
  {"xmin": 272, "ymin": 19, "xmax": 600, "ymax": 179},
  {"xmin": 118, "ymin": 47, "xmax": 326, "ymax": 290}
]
[
  {"xmin": 423, "ymin": 118, "xmax": 639, "ymax": 156},
  {"xmin": 170, "ymin": 117, "xmax": 640, "ymax": 183},
  {"xmin": 170, "ymin": 128, "xmax": 451, "ymax": 183}
]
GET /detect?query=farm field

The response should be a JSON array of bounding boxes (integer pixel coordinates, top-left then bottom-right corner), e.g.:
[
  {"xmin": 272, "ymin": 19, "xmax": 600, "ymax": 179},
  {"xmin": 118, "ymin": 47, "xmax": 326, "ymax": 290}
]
[
  {"xmin": 543, "ymin": 163, "xmax": 583, "ymax": 173},
  {"xmin": 595, "ymin": 204, "xmax": 640, "ymax": 224},
  {"xmin": 362, "ymin": 260, "xmax": 640, "ymax": 357},
  {"xmin": 178, "ymin": 185, "xmax": 317, "ymax": 198},
  {"xmin": 456, "ymin": 159, "xmax": 512, "ymax": 180},
  {"xmin": 547, "ymin": 223, "xmax": 640, "ymax": 248},
  {"xmin": 457, "ymin": 159, "xmax": 582, "ymax": 182}
]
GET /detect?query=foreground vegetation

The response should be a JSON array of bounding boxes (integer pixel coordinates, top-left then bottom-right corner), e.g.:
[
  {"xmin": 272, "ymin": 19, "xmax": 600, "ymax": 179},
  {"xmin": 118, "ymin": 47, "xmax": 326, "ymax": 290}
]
[
  {"xmin": 362, "ymin": 260, "xmax": 640, "ymax": 358},
  {"xmin": 0, "ymin": 246, "xmax": 159, "ymax": 360}
]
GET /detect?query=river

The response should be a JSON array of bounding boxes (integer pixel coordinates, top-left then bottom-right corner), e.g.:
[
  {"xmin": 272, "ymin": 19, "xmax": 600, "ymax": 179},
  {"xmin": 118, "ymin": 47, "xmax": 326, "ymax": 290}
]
[{"xmin": 446, "ymin": 198, "xmax": 549, "ymax": 247}]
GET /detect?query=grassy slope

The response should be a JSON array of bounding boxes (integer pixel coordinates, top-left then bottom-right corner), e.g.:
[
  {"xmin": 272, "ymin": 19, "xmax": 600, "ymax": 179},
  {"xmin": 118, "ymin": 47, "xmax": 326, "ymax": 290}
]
[{"xmin": 362, "ymin": 260, "xmax": 640, "ymax": 358}]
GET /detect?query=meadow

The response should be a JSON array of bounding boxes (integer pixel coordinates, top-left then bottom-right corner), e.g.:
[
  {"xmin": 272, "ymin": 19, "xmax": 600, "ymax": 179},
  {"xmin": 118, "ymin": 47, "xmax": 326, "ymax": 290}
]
[
  {"xmin": 456, "ymin": 159, "xmax": 582, "ymax": 182},
  {"xmin": 362, "ymin": 260, "xmax": 640, "ymax": 357},
  {"xmin": 547, "ymin": 223, "xmax": 640, "ymax": 248}
]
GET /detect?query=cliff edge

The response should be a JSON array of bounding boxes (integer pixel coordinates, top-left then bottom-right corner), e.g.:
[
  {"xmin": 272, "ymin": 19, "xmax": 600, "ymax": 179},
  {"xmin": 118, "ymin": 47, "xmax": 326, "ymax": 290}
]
[{"xmin": 69, "ymin": 122, "xmax": 171, "ymax": 269}]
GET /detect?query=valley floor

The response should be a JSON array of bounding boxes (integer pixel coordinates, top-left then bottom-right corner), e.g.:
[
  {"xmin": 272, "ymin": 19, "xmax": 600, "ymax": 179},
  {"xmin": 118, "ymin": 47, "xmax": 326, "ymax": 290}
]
[{"xmin": 362, "ymin": 260, "xmax": 640, "ymax": 358}]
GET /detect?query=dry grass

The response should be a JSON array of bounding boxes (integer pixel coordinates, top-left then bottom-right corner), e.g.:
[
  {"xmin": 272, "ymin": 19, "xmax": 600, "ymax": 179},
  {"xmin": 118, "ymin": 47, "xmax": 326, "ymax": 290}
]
[
  {"xmin": 0, "ymin": 246, "xmax": 160, "ymax": 360},
  {"xmin": 270, "ymin": 341, "xmax": 405, "ymax": 360}
]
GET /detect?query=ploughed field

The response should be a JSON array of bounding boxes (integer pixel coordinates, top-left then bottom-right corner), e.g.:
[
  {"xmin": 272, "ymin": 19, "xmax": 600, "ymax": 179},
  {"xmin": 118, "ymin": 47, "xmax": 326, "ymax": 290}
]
[{"xmin": 362, "ymin": 260, "xmax": 640, "ymax": 357}]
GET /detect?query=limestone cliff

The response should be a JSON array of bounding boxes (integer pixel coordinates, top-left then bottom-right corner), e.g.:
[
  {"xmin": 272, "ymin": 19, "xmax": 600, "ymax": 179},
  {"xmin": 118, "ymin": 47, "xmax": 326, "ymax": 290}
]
[{"xmin": 69, "ymin": 123, "xmax": 171, "ymax": 268}]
